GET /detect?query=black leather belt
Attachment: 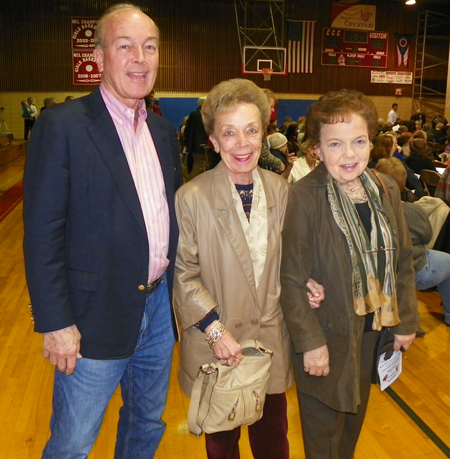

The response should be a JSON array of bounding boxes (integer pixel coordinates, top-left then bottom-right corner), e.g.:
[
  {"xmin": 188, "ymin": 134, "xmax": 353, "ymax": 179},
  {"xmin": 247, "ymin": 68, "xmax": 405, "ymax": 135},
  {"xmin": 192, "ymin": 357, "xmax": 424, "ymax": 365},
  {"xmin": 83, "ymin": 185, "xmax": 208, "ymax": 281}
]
[{"xmin": 146, "ymin": 276, "xmax": 163, "ymax": 295}]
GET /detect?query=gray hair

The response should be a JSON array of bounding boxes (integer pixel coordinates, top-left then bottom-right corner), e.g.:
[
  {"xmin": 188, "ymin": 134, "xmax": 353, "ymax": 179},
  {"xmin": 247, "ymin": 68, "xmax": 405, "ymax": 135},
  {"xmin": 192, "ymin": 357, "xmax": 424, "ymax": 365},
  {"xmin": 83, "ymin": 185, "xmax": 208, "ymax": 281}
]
[{"xmin": 94, "ymin": 3, "xmax": 159, "ymax": 49}]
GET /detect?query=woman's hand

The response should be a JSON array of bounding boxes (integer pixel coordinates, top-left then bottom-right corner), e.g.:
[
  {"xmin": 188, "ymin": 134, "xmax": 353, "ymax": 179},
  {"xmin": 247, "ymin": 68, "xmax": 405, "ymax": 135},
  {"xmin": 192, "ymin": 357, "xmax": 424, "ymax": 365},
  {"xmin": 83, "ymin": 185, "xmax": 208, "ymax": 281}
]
[
  {"xmin": 205, "ymin": 321, "xmax": 243, "ymax": 366},
  {"xmin": 393, "ymin": 333, "xmax": 416, "ymax": 352},
  {"xmin": 303, "ymin": 345, "xmax": 330, "ymax": 377},
  {"xmin": 306, "ymin": 278, "xmax": 325, "ymax": 309}
]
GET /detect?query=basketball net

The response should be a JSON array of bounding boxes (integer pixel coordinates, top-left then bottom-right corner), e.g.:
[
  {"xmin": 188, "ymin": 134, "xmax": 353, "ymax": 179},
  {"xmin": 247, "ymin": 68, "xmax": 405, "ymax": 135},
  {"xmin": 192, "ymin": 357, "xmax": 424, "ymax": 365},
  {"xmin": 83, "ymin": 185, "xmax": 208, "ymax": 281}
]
[{"xmin": 261, "ymin": 68, "xmax": 273, "ymax": 81}]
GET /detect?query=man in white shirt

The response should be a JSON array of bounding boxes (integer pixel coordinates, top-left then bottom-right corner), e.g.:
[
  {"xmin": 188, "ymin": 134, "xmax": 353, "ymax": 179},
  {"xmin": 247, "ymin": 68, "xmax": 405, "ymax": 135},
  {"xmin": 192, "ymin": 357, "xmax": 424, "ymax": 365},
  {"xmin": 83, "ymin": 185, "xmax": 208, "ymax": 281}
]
[{"xmin": 387, "ymin": 103, "xmax": 398, "ymax": 125}]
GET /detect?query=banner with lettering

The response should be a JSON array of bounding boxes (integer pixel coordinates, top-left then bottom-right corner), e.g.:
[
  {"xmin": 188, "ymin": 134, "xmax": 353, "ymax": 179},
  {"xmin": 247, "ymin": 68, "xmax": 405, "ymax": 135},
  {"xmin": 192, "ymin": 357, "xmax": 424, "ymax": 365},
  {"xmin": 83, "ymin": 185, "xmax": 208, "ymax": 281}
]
[
  {"xmin": 331, "ymin": 3, "xmax": 376, "ymax": 31},
  {"xmin": 71, "ymin": 17, "xmax": 101, "ymax": 85}
]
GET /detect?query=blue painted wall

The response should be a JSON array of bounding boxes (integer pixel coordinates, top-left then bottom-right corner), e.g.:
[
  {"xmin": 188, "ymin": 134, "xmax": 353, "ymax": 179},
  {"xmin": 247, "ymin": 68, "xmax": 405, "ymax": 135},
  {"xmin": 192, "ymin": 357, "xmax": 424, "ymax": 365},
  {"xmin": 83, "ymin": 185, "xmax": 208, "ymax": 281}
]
[{"xmin": 156, "ymin": 97, "xmax": 318, "ymax": 132}]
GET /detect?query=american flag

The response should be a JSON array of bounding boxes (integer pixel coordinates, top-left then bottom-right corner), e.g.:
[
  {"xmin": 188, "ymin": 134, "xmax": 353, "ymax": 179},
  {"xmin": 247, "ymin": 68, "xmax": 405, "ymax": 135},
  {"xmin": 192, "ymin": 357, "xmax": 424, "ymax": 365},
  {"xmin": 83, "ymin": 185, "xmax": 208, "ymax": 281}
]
[{"xmin": 287, "ymin": 20, "xmax": 316, "ymax": 74}]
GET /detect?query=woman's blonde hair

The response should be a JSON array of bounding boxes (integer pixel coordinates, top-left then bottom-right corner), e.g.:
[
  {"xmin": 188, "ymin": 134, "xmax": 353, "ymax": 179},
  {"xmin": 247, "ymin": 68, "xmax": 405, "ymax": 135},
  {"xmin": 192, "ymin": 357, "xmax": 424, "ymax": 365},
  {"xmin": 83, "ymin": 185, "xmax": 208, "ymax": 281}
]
[
  {"xmin": 201, "ymin": 79, "xmax": 269, "ymax": 135},
  {"xmin": 375, "ymin": 157, "xmax": 407, "ymax": 191}
]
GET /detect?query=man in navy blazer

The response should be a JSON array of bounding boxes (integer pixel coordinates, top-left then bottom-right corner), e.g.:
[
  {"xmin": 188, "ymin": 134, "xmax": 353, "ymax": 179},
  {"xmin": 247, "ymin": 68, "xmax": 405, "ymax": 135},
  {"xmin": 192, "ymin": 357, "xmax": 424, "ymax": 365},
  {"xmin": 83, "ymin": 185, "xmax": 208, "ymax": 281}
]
[{"xmin": 23, "ymin": 4, "xmax": 182, "ymax": 458}]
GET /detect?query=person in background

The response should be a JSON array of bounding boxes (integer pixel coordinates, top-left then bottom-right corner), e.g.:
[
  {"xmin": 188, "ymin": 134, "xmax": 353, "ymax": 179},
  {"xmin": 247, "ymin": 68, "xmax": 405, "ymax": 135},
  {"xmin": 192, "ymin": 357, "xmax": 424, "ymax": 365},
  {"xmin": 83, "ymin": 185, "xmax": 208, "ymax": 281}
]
[
  {"xmin": 267, "ymin": 122, "xmax": 277, "ymax": 136},
  {"xmin": 398, "ymin": 132, "xmax": 413, "ymax": 158},
  {"xmin": 23, "ymin": 4, "xmax": 182, "ymax": 458},
  {"xmin": 258, "ymin": 88, "xmax": 285, "ymax": 174},
  {"xmin": 174, "ymin": 78, "xmax": 324, "ymax": 459},
  {"xmin": 145, "ymin": 89, "xmax": 163, "ymax": 116},
  {"xmin": 64, "ymin": 95, "xmax": 75, "ymax": 102},
  {"xmin": 23, "ymin": 96, "xmax": 37, "ymax": 140},
  {"xmin": 183, "ymin": 96, "xmax": 209, "ymax": 181},
  {"xmin": 376, "ymin": 157, "xmax": 450, "ymax": 326},
  {"xmin": 268, "ymin": 132, "xmax": 297, "ymax": 179},
  {"xmin": 436, "ymin": 165, "xmax": 450, "ymax": 205},
  {"xmin": 405, "ymin": 138, "xmax": 437, "ymax": 175},
  {"xmin": 279, "ymin": 116, "xmax": 292, "ymax": 135},
  {"xmin": 21, "ymin": 100, "xmax": 31, "ymax": 124},
  {"xmin": 387, "ymin": 103, "xmax": 398, "ymax": 125},
  {"xmin": 410, "ymin": 108, "xmax": 426, "ymax": 125},
  {"xmin": 281, "ymin": 89, "xmax": 419, "ymax": 459},
  {"xmin": 40, "ymin": 97, "xmax": 57, "ymax": 114},
  {"xmin": 287, "ymin": 140, "xmax": 320, "ymax": 184},
  {"xmin": 370, "ymin": 134, "xmax": 426, "ymax": 198}
]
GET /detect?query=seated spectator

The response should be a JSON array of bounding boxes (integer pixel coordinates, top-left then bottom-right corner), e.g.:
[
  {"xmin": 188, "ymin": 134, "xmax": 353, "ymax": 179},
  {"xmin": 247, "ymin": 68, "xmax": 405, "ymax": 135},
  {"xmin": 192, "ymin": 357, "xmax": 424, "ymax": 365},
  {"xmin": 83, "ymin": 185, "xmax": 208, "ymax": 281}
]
[
  {"xmin": 64, "ymin": 96, "xmax": 75, "ymax": 102},
  {"xmin": 145, "ymin": 90, "xmax": 163, "ymax": 116},
  {"xmin": 279, "ymin": 116, "xmax": 292, "ymax": 135},
  {"xmin": 435, "ymin": 165, "xmax": 450, "ymax": 205},
  {"xmin": 370, "ymin": 134, "xmax": 426, "ymax": 198},
  {"xmin": 405, "ymin": 138, "xmax": 437, "ymax": 175},
  {"xmin": 267, "ymin": 123, "xmax": 278, "ymax": 136},
  {"xmin": 376, "ymin": 157, "xmax": 450, "ymax": 327},
  {"xmin": 413, "ymin": 120, "xmax": 423, "ymax": 132},
  {"xmin": 410, "ymin": 109, "xmax": 426, "ymax": 124},
  {"xmin": 287, "ymin": 140, "xmax": 320, "ymax": 184},
  {"xmin": 398, "ymin": 132, "xmax": 413, "ymax": 157},
  {"xmin": 397, "ymin": 125, "xmax": 409, "ymax": 135},
  {"xmin": 433, "ymin": 123, "xmax": 447, "ymax": 145},
  {"xmin": 432, "ymin": 115, "xmax": 448, "ymax": 130},
  {"xmin": 412, "ymin": 129, "xmax": 427, "ymax": 141},
  {"xmin": 386, "ymin": 132, "xmax": 404, "ymax": 161},
  {"xmin": 296, "ymin": 116, "xmax": 306, "ymax": 143},
  {"xmin": 285, "ymin": 122, "xmax": 300, "ymax": 155},
  {"xmin": 268, "ymin": 132, "xmax": 296, "ymax": 179},
  {"xmin": 422, "ymin": 123, "xmax": 434, "ymax": 141}
]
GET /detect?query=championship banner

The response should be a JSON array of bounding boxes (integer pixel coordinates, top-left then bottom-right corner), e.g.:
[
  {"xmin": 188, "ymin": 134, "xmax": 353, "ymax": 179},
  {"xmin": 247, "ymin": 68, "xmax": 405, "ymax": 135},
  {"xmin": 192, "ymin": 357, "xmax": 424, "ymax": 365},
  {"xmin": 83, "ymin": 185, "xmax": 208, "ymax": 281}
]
[
  {"xmin": 73, "ymin": 51, "xmax": 102, "ymax": 85},
  {"xmin": 331, "ymin": 3, "xmax": 376, "ymax": 31},
  {"xmin": 395, "ymin": 34, "xmax": 413, "ymax": 69},
  {"xmin": 72, "ymin": 17, "xmax": 100, "ymax": 86}
]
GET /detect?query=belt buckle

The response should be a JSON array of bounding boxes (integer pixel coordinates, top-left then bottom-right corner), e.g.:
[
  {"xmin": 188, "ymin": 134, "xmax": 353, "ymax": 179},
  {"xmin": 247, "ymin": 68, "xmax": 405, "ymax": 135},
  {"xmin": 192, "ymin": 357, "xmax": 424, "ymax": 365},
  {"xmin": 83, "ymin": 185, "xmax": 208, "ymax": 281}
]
[{"xmin": 146, "ymin": 276, "xmax": 162, "ymax": 295}]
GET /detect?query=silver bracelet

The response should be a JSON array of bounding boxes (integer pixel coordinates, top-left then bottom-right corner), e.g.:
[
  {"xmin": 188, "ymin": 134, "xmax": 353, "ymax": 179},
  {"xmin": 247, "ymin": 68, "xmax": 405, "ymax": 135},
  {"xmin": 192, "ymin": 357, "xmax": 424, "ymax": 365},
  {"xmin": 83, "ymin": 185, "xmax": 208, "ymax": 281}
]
[{"xmin": 205, "ymin": 321, "xmax": 227, "ymax": 349}]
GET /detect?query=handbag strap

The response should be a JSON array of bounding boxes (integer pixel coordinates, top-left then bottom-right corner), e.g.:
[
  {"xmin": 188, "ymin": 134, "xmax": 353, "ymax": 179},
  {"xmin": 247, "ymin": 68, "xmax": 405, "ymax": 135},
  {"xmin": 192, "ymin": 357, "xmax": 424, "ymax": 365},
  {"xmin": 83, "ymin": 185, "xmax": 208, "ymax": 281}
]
[
  {"xmin": 372, "ymin": 169, "xmax": 391, "ymax": 202},
  {"xmin": 188, "ymin": 367, "xmax": 208, "ymax": 436}
]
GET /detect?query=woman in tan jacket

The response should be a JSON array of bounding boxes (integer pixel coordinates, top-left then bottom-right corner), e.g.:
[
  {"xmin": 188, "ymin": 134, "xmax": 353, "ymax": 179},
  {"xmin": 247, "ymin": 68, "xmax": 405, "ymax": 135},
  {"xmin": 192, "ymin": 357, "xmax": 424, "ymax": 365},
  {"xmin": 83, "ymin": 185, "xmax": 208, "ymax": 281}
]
[
  {"xmin": 174, "ymin": 79, "xmax": 322, "ymax": 459},
  {"xmin": 281, "ymin": 89, "xmax": 420, "ymax": 459}
]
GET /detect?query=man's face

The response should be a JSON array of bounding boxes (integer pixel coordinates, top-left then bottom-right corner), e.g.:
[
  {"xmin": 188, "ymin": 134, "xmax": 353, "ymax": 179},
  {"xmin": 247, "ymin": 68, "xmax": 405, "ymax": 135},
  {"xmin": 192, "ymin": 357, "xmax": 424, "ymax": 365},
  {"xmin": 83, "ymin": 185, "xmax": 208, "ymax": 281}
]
[{"xmin": 94, "ymin": 9, "xmax": 159, "ymax": 110}]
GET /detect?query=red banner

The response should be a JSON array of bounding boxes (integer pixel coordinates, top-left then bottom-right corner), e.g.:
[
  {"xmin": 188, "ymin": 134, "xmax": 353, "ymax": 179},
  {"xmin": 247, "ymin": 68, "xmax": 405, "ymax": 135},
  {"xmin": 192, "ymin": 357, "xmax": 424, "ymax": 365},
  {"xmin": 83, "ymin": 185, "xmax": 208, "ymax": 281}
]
[{"xmin": 72, "ymin": 17, "xmax": 100, "ymax": 86}]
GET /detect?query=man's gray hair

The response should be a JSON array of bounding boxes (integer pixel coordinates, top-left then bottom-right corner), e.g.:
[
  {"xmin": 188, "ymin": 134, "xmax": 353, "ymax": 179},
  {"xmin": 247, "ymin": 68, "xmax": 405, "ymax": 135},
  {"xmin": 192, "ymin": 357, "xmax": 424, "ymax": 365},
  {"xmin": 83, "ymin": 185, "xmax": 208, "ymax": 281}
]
[{"xmin": 94, "ymin": 3, "xmax": 154, "ymax": 50}]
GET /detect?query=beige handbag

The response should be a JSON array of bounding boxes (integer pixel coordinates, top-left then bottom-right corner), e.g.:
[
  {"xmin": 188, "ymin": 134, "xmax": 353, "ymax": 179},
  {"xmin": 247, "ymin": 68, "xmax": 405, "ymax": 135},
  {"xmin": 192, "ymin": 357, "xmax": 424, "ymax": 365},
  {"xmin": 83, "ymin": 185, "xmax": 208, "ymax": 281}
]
[{"xmin": 187, "ymin": 339, "xmax": 273, "ymax": 436}]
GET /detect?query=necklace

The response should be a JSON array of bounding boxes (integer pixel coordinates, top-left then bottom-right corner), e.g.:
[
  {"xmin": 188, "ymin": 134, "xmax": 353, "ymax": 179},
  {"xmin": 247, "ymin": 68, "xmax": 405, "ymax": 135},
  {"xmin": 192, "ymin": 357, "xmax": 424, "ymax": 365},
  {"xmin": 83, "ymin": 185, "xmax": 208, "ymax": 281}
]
[
  {"xmin": 342, "ymin": 180, "xmax": 368, "ymax": 203},
  {"xmin": 342, "ymin": 181, "xmax": 361, "ymax": 197}
]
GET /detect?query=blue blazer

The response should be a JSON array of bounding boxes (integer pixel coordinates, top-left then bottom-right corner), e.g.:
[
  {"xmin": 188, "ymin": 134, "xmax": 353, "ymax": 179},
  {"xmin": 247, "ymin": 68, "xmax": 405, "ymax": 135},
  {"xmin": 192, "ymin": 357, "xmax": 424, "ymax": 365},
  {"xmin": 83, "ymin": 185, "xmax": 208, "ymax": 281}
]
[{"xmin": 23, "ymin": 88, "xmax": 182, "ymax": 359}]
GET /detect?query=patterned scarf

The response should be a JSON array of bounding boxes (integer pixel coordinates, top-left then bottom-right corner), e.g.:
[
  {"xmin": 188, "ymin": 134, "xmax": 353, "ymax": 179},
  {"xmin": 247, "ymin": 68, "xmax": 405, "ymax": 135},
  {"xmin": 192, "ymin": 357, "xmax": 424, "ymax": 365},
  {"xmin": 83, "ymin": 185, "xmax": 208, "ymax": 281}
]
[
  {"xmin": 229, "ymin": 169, "xmax": 267, "ymax": 289},
  {"xmin": 327, "ymin": 171, "xmax": 400, "ymax": 330}
]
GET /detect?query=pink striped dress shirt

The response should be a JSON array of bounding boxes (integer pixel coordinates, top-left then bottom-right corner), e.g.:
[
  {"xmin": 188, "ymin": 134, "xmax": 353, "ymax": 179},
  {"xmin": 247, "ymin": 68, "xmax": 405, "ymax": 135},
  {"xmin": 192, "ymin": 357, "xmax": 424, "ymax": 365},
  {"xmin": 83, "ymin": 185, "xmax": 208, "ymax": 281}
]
[{"xmin": 100, "ymin": 86, "xmax": 170, "ymax": 284}]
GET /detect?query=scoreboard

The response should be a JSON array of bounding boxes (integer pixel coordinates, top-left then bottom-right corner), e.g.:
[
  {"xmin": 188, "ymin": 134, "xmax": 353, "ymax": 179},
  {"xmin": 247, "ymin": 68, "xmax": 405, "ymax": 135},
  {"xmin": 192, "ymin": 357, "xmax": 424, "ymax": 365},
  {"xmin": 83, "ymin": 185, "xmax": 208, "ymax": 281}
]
[{"xmin": 321, "ymin": 28, "xmax": 389, "ymax": 68}]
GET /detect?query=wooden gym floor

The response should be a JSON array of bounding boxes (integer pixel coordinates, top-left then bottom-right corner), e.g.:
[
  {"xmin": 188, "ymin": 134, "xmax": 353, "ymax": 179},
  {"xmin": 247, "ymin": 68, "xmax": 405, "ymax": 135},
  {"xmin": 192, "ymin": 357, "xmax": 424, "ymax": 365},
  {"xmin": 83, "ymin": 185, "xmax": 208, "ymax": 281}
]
[{"xmin": 1, "ymin": 151, "xmax": 450, "ymax": 458}]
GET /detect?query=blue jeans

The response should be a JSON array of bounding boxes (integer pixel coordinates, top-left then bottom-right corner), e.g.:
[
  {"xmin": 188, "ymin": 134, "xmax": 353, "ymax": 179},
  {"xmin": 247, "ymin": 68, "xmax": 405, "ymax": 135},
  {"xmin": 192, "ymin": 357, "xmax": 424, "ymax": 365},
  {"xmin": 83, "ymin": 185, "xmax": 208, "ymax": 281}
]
[
  {"xmin": 42, "ymin": 276, "xmax": 175, "ymax": 459},
  {"xmin": 416, "ymin": 249, "xmax": 450, "ymax": 325}
]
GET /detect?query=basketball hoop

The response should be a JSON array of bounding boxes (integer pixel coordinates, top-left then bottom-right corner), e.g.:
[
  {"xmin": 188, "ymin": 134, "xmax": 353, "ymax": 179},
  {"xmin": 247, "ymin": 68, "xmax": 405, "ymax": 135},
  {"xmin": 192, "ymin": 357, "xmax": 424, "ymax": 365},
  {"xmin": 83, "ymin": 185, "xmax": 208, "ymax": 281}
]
[{"xmin": 261, "ymin": 68, "xmax": 273, "ymax": 81}]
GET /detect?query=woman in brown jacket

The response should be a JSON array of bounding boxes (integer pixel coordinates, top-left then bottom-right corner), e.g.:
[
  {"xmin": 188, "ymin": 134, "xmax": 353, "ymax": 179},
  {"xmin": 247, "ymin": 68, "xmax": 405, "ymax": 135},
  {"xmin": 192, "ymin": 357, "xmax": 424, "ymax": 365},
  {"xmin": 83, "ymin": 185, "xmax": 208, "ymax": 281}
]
[
  {"xmin": 280, "ymin": 89, "xmax": 420, "ymax": 459},
  {"xmin": 174, "ymin": 79, "xmax": 322, "ymax": 459}
]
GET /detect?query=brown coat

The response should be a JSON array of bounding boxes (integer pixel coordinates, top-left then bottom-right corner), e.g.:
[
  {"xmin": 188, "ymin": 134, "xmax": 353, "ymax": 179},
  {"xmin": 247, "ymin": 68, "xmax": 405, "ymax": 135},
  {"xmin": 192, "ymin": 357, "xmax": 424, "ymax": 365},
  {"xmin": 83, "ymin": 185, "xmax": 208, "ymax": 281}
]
[
  {"xmin": 174, "ymin": 161, "xmax": 293, "ymax": 396},
  {"xmin": 280, "ymin": 163, "xmax": 419, "ymax": 413}
]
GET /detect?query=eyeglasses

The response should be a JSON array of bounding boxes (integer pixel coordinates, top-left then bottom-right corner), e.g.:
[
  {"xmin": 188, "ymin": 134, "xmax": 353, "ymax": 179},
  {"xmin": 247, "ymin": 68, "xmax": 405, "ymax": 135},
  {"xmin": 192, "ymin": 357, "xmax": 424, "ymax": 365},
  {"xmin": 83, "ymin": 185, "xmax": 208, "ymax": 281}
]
[
  {"xmin": 363, "ymin": 246, "xmax": 396, "ymax": 254},
  {"xmin": 361, "ymin": 209, "xmax": 397, "ymax": 253}
]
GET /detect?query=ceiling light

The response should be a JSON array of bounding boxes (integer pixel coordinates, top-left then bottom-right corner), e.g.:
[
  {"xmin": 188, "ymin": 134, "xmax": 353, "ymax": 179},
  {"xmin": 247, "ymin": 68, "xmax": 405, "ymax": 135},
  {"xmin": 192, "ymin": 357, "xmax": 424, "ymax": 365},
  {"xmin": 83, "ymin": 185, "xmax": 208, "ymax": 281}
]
[{"xmin": 405, "ymin": 0, "xmax": 416, "ymax": 5}]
